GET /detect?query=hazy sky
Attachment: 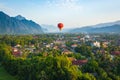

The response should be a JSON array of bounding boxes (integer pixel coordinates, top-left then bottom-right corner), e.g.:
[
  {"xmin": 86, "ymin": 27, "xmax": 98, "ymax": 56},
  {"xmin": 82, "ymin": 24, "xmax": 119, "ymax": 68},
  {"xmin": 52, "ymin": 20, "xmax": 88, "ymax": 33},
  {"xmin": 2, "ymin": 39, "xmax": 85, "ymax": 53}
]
[{"xmin": 0, "ymin": 0, "xmax": 120, "ymax": 28}]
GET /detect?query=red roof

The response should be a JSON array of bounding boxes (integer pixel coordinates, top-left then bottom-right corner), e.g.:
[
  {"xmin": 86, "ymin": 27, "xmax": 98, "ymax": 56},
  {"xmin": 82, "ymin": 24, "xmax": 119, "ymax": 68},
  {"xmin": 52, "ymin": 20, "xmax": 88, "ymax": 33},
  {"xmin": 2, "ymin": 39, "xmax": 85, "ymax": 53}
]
[
  {"xmin": 77, "ymin": 36, "xmax": 80, "ymax": 38},
  {"xmin": 33, "ymin": 36, "xmax": 38, "ymax": 39},
  {"xmin": 72, "ymin": 60, "xmax": 88, "ymax": 65},
  {"xmin": 12, "ymin": 48, "xmax": 21, "ymax": 56},
  {"xmin": 13, "ymin": 51, "xmax": 21, "ymax": 56},
  {"xmin": 111, "ymin": 51, "xmax": 120, "ymax": 55}
]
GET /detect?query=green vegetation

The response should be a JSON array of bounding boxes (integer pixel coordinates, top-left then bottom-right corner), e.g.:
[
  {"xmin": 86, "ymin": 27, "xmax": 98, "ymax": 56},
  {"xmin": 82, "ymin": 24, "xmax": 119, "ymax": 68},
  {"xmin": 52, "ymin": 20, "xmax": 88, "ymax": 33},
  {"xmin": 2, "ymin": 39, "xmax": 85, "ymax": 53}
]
[
  {"xmin": 0, "ymin": 33, "xmax": 120, "ymax": 80},
  {"xmin": 0, "ymin": 66, "xmax": 17, "ymax": 80}
]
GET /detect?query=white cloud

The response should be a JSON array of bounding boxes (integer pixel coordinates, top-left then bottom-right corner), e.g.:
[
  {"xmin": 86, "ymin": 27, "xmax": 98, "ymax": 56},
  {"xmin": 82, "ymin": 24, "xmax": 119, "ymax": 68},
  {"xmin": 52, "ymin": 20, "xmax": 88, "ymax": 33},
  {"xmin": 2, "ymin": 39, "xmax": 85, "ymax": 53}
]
[{"xmin": 46, "ymin": 0, "xmax": 82, "ymax": 11}]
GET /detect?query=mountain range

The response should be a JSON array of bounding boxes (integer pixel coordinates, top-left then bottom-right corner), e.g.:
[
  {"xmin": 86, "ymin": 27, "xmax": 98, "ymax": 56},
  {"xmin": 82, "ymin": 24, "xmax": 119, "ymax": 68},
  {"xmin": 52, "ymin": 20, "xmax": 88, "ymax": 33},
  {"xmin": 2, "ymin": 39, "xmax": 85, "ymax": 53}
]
[
  {"xmin": 70, "ymin": 21, "xmax": 120, "ymax": 33},
  {"xmin": 0, "ymin": 11, "xmax": 43, "ymax": 34},
  {"xmin": 0, "ymin": 11, "xmax": 120, "ymax": 34}
]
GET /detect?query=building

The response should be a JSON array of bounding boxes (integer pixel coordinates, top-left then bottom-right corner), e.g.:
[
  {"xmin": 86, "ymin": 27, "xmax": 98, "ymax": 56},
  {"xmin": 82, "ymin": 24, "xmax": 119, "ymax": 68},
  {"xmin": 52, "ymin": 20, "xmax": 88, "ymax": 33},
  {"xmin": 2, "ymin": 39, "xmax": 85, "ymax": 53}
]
[
  {"xmin": 62, "ymin": 49, "xmax": 73, "ymax": 55},
  {"xmin": 72, "ymin": 60, "xmax": 88, "ymax": 66},
  {"xmin": 91, "ymin": 41, "xmax": 100, "ymax": 47},
  {"xmin": 12, "ymin": 48, "xmax": 22, "ymax": 57},
  {"xmin": 111, "ymin": 51, "xmax": 120, "ymax": 55},
  {"xmin": 102, "ymin": 41, "xmax": 109, "ymax": 48},
  {"xmin": 15, "ymin": 44, "xmax": 21, "ymax": 48},
  {"xmin": 54, "ymin": 40, "xmax": 65, "ymax": 44},
  {"xmin": 68, "ymin": 57, "xmax": 76, "ymax": 61},
  {"xmin": 71, "ymin": 44, "xmax": 78, "ymax": 48}
]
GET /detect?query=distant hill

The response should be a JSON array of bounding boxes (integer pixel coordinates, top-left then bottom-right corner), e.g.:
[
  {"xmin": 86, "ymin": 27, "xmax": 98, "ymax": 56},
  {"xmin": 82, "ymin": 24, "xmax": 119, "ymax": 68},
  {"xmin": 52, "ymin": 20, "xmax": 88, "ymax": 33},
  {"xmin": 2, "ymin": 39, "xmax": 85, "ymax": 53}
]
[
  {"xmin": 91, "ymin": 20, "xmax": 120, "ymax": 28},
  {"xmin": 70, "ymin": 21, "xmax": 120, "ymax": 33},
  {"xmin": 90, "ymin": 25, "xmax": 120, "ymax": 33},
  {"xmin": 0, "ymin": 11, "xmax": 43, "ymax": 34}
]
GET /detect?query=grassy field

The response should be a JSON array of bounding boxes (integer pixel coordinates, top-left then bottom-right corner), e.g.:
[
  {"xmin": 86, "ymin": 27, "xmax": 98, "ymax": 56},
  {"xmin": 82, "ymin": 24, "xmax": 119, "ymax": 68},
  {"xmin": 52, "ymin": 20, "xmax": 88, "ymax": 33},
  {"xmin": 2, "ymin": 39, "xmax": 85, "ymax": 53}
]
[{"xmin": 0, "ymin": 65, "xmax": 17, "ymax": 80}]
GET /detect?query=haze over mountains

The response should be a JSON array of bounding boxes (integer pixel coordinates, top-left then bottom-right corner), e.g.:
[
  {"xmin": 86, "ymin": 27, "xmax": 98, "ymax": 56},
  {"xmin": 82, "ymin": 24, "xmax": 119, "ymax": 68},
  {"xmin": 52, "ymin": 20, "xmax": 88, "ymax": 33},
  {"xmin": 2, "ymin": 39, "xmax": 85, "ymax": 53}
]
[
  {"xmin": 42, "ymin": 20, "xmax": 120, "ymax": 33},
  {"xmin": 0, "ymin": 11, "xmax": 43, "ymax": 34},
  {"xmin": 41, "ymin": 24, "xmax": 59, "ymax": 33},
  {"xmin": 0, "ymin": 11, "xmax": 120, "ymax": 34},
  {"xmin": 70, "ymin": 21, "xmax": 120, "ymax": 33}
]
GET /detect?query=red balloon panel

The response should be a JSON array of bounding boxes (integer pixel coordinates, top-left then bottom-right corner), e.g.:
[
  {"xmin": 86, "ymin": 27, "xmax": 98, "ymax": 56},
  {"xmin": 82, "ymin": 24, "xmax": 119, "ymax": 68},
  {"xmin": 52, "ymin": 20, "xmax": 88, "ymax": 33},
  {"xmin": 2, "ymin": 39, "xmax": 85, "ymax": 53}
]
[{"xmin": 58, "ymin": 23, "xmax": 64, "ymax": 30}]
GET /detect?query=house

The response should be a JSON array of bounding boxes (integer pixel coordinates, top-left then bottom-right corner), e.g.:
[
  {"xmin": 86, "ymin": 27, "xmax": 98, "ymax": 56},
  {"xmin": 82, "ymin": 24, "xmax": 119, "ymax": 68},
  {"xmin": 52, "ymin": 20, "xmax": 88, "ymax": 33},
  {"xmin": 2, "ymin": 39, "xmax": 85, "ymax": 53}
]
[
  {"xmin": 72, "ymin": 59, "xmax": 88, "ymax": 65},
  {"xmin": 54, "ymin": 40, "xmax": 65, "ymax": 44},
  {"xmin": 68, "ymin": 57, "xmax": 76, "ymax": 61},
  {"xmin": 62, "ymin": 49, "xmax": 73, "ymax": 55},
  {"xmin": 29, "ymin": 44, "xmax": 35, "ymax": 48},
  {"xmin": 12, "ymin": 51, "xmax": 22, "ymax": 57},
  {"xmin": 53, "ymin": 46, "xmax": 59, "ymax": 50},
  {"xmin": 72, "ymin": 39, "xmax": 79, "ymax": 42},
  {"xmin": 71, "ymin": 44, "xmax": 78, "ymax": 48},
  {"xmin": 12, "ymin": 48, "xmax": 22, "ymax": 57},
  {"xmin": 85, "ymin": 35, "xmax": 90, "ymax": 39},
  {"xmin": 46, "ymin": 44, "xmax": 51, "ymax": 48},
  {"xmin": 15, "ymin": 44, "xmax": 21, "ymax": 48},
  {"xmin": 61, "ymin": 44, "xmax": 66, "ymax": 48},
  {"xmin": 25, "ymin": 48, "xmax": 35, "ymax": 53},
  {"xmin": 77, "ymin": 36, "xmax": 80, "ymax": 39},
  {"xmin": 91, "ymin": 41, "xmax": 100, "ymax": 48},
  {"xmin": 80, "ymin": 38, "xmax": 85, "ymax": 41},
  {"xmin": 102, "ymin": 41, "xmax": 109, "ymax": 48},
  {"xmin": 12, "ymin": 48, "xmax": 18, "ymax": 52},
  {"xmin": 33, "ymin": 36, "xmax": 39, "ymax": 39},
  {"xmin": 50, "ymin": 43, "xmax": 54, "ymax": 47},
  {"xmin": 111, "ymin": 51, "xmax": 120, "ymax": 55}
]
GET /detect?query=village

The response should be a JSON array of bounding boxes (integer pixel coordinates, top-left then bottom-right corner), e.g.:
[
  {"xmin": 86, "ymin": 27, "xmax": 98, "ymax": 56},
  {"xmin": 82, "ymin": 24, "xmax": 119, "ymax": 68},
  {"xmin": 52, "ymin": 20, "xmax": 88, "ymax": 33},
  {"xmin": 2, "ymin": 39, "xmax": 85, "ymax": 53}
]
[
  {"xmin": 11, "ymin": 33, "xmax": 120, "ymax": 66},
  {"xmin": 1, "ymin": 33, "xmax": 120, "ymax": 80}
]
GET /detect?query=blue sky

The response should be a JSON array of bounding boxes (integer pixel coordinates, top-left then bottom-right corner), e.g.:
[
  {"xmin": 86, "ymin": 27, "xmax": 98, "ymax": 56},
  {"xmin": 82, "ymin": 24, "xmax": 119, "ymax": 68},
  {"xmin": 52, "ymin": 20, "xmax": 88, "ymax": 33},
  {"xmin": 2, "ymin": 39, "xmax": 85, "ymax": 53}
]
[{"xmin": 0, "ymin": 0, "xmax": 120, "ymax": 28}]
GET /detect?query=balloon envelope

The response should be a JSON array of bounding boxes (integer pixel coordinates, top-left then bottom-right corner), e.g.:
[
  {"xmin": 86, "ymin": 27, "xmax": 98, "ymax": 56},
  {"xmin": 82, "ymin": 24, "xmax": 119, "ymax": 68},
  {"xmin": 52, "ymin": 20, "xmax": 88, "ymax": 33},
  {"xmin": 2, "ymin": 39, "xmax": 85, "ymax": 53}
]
[{"xmin": 58, "ymin": 23, "xmax": 64, "ymax": 31}]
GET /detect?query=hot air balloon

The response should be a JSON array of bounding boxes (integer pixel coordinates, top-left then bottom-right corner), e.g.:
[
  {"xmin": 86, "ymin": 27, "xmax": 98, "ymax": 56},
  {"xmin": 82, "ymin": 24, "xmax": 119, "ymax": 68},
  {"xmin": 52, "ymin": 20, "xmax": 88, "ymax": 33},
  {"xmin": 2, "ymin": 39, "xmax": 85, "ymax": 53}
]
[{"xmin": 58, "ymin": 23, "xmax": 64, "ymax": 31}]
